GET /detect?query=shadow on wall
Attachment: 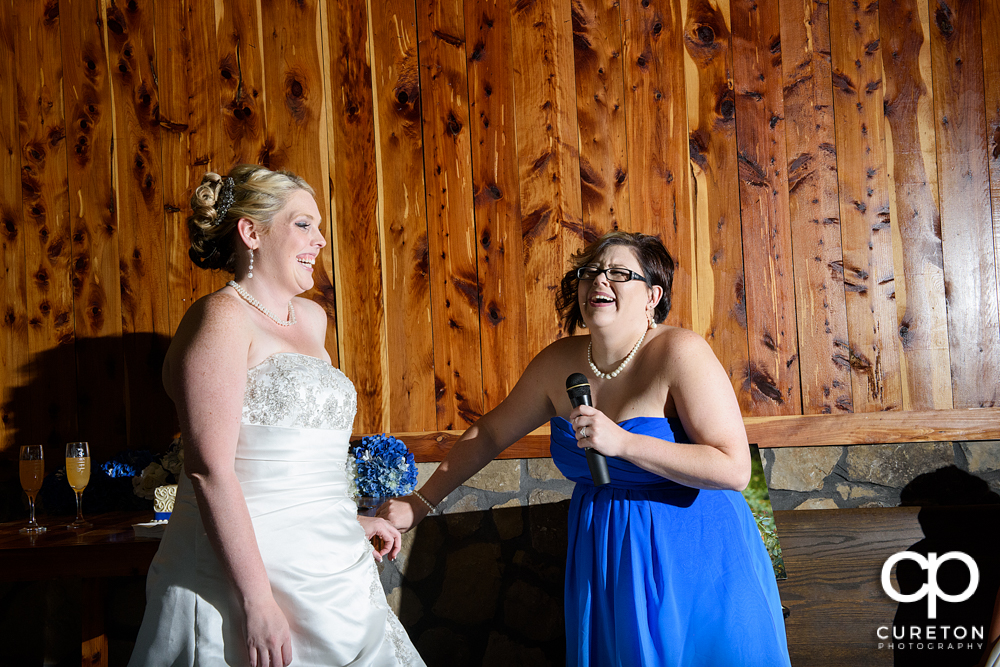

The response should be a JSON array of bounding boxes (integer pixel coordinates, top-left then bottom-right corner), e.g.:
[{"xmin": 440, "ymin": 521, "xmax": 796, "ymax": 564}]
[
  {"xmin": 0, "ymin": 333, "xmax": 176, "ymax": 523},
  {"xmin": 387, "ymin": 501, "xmax": 570, "ymax": 667},
  {"xmin": 892, "ymin": 466, "xmax": 1000, "ymax": 667}
]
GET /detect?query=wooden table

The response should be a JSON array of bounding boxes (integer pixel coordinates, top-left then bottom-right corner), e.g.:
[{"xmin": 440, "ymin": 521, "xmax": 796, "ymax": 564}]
[{"xmin": 0, "ymin": 511, "xmax": 162, "ymax": 667}]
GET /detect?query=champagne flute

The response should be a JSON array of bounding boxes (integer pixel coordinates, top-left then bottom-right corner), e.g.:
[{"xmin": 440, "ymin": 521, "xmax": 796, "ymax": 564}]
[
  {"xmin": 65, "ymin": 442, "xmax": 92, "ymax": 530},
  {"xmin": 19, "ymin": 445, "xmax": 46, "ymax": 534}
]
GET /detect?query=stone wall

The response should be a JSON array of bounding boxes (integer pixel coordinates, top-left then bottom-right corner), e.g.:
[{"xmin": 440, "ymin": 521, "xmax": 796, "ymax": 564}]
[
  {"xmin": 763, "ymin": 440, "xmax": 1000, "ymax": 510},
  {"xmin": 377, "ymin": 459, "xmax": 575, "ymax": 667}
]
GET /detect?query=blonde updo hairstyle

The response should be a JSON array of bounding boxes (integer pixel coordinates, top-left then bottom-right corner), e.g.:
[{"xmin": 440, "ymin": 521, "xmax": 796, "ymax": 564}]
[{"xmin": 188, "ymin": 164, "xmax": 315, "ymax": 272}]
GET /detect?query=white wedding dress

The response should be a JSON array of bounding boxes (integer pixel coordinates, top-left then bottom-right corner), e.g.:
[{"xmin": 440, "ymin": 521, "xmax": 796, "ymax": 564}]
[{"xmin": 129, "ymin": 353, "xmax": 424, "ymax": 666}]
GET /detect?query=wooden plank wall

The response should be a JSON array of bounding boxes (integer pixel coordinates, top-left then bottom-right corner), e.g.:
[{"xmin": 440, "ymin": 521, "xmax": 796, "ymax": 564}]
[{"xmin": 1, "ymin": 0, "xmax": 999, "ymax": 465}]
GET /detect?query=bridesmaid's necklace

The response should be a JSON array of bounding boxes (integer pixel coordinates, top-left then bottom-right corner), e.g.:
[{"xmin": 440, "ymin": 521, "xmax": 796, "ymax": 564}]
[
  {"xmin": 227, "ymin": 280, "xmax": 296, "ymax": 326},
  {"xmin": 588, "ymin": 329, "xmax": 646, "ymax": 379}
]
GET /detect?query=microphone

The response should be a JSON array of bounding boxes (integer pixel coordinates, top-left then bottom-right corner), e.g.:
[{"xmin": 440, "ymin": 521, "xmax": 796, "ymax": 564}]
[{"xmin": 566, "ymin": 373, "xmax": 611, "ymax": 487}]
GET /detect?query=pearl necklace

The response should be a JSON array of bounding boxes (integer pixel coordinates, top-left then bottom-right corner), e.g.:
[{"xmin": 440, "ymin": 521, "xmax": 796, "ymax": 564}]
[
  {"xmin": 588, "ymin": 329, "xmax": 647, "ymax": 379},
  {"xmin": 227, "ymin": 280, "xmax": 296, "ymax": 326}
]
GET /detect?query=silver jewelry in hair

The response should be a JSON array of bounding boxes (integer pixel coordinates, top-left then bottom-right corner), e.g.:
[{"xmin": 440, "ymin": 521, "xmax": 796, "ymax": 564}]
[
  {"xmin": 213, "ymin": 177, "xmax": 235, "ymax": 225},
  {"xmin": 248, "ymin": 248, "xmax": 254, "ymax": 279}
]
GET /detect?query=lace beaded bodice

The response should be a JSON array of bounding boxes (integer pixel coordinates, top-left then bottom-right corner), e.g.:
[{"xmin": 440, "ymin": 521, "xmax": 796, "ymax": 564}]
[{"xmin": 241, "ymin": 353, "xmax": 357, "ymax": 430}]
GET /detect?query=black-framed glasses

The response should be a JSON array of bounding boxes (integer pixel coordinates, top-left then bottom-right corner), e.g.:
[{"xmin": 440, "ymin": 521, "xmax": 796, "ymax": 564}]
[{"xmin": 576, "ymin": 266, "xmax": 648, "ymax": 283}]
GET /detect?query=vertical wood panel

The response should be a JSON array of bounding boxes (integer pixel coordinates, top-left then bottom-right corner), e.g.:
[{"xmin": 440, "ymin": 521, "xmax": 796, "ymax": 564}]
[
  {"xmin": 828, "ymin": 0, "xmax": 902, "ymax": 412},
  {"xmin": 105, "ymin": 0, "xmax": 172, "ymax": 452},
  {"xmin": 466, "ymin": 0, "xmax": 530, "ymax": 410},
  {"xmin": 156, "ymin": 0, "xmax": 227, "ymax": 337},
  {"xmin": 368, "ymin": 0, "xmax": 436, "ymax": 431},
  {"xmin": 62, "ymin": 0, "xmax": 125, "ymax": 454},
  {"xmin": 982, "ymin": 0, "xmax": 1000, "ymax": 330},
  {"xmin": 0, "ymin": 0, "xmax": 28, "ymax": 454},
  {"xmin": 779, "ymin": 0, "xmax": 853, "ymax": 415},
  {"xmin": 216, "ymin": 0, "xmax": 267, "ymax": 166},
  {"xmin": 683, "ymin": 0, "xmax": 753, "ymax": 411},
  {"xmin": 18, "ymin": 0, "xmax": 78, "ymax": 448},
  {"xmin": 572, "ymin": 0, "xmax": 629, "ymax": 233},
  {"xmin": 3, "ymin": 0, "xmax": 1000, "ymax": 456},
  {"xmin": 730, "ymin": 0, "xmax": 801, "ymax": 416},
  {"xmin": 931, "ymin": 0, "xmax": 1000, "ymax": 408},
  {"xmin": 881, "ymin": 0, "xmax": 952, "ymax": 410},
  {"xmin": 621, "ymin": 0, "xmax": 695, "ymax": 328},
  {"xmin": 262, "ymin": 0, "xmax": 340, "ymax": 371},
  {"xmin": 511, "ymin": 0, "xmax": 584, "ymax": 354},
  {"xmin": 417, "ymin": 0, "xmax": 485, "ymax": 429},
  {"xmin": 325, "ymin": 0, "xmax": 385, "ymax": 432}
]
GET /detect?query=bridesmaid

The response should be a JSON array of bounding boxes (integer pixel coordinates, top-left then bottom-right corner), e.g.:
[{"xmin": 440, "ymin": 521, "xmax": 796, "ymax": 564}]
[{"xmin": 381, "ymin": 231, "xmax": 790, "ymax": 666}]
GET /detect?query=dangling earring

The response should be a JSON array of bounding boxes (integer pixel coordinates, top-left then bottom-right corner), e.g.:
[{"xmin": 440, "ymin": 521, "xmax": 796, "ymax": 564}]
[
  {"xmin": 248, "ymin": 247, "xmax": 255, "ymax": 279},
  {"xmin": 648, "ymin": 313, "xmax": 657, "ymax": 329}
]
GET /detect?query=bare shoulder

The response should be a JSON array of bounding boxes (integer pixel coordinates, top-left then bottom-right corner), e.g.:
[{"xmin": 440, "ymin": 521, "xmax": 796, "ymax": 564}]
[
  {"xmin": 164, "ymin": 290, "xmax": 251, "ymax": 397},
  {"xmin": 655, "ymin": 326, "xmax": 710, "ymax": 351},
  {"xmin": 291, "ymin": 296, "xmax": 331, "ymax": 348},
  {"xmin": 646, "ymin": 326, "xmax": 719, "ymax": 374},
  {"xmin": 291, "ymin": 296, "xmax": 328, "ymax": 325},
  {"xmin": 172, "ymin": 290, "xmax": 248, "ymax": 345}
]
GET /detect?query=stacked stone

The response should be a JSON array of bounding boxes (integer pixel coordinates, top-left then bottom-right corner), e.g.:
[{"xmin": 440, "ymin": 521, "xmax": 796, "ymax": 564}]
[
  {"xmin": 378, "ymin": 458, "xmax": 575, "ymax": 666},
  {"xmin": 763, "ymin": 441, "xmax": 1000, "ymax": 511}
]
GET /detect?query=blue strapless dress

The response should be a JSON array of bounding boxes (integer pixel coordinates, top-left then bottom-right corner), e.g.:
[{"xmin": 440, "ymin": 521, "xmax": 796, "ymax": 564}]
[{"xmin": 550, "ymin": 416, "xmax": 790, "ymax": 667}]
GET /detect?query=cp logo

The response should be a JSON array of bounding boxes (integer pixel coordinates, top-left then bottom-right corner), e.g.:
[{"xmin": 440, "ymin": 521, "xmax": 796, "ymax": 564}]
[{"xmin": 881, "ymin": 551, "xmax": 979, "ymax": 619}]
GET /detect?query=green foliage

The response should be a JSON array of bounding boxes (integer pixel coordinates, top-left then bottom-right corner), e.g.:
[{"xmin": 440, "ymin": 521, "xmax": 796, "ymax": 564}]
[{"xmin": 741, "ymin": 445, "xmax": 786, "ymax": 579}]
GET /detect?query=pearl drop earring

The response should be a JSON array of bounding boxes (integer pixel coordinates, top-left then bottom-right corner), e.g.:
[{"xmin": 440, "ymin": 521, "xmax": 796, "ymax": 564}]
[
  {"xmin": 248, "ymin": 248, "xmax": 255, "ymax": 279},
  {"xmin": 648, "ymin": 313, "xmax": 657, "ymax": 329}
]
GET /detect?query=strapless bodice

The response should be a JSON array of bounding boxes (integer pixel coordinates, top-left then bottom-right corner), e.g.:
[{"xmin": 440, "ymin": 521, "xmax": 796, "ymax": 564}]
[
  {"xmin": 550, "ymin": 415, "xmax": 695, "ymax": 492},
  {"xmin": 242, "ymin": 352, "xmax": 357, "ymax": 431}
]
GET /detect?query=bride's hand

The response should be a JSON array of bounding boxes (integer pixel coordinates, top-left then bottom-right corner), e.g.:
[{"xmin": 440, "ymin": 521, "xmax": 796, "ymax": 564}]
[
  {"xmin": 244, "ymin": 596, "xmax": 292, "ymax": 667},
  {"xmin": 357, "ymin": 515, "xmax": 402, "ymax": 562}
]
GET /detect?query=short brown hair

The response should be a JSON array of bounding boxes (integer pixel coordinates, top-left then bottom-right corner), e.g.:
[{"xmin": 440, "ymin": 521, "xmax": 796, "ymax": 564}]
[{"xmin": 556, "ymin": 231, "xmax": 674, "ymax": 334}]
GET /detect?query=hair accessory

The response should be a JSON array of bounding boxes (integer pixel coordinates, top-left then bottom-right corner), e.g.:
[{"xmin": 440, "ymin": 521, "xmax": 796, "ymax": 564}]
[
  {"xmin": 227, "ymin": 280, "xmax": 296, "ymax": 326},
  {"xmin": 413, "ymin": 490, "xmax": 438, "ymax": 514},
  {"xmin": 248, "ymin": 248, "xmax": 255, "ymax": 279},
  {"xmin": 213, "ymin": 177, "xmax": 235, "ymax": 225},
  {"xmin": 588, "ymin": 329, "xmax": 647, "ymax": 379}
]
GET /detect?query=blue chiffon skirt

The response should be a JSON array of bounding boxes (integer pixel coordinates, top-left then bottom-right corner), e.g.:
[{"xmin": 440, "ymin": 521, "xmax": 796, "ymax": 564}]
[{"xmin": 550, "ymin": 416, "xmax": 790, "ymax": 667}]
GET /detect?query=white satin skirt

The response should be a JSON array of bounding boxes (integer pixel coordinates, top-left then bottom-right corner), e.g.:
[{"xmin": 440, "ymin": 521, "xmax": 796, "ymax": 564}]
[{"xmin": 128, "ymin": 425, "xmax": 423, "ymax": 666}]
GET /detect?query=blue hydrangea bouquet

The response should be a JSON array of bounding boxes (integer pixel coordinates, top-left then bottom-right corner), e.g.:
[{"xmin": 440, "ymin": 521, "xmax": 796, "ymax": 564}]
[{"xmin": 349, "ymin": 434, "xmax": 418, "ymax": 509}]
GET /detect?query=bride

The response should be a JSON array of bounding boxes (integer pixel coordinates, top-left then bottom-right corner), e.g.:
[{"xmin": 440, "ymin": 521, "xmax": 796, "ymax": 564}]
[{"xmin": 128, "ymin": 165, "xmax": 424, "ymax": 667}]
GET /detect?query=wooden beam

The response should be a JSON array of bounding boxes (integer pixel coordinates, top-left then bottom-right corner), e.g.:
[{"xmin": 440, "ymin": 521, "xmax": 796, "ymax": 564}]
[
  {"xmin": 364, "ymin": 407, "xmax": 1000, "ymax": 461},
  {"xmin": 744, "ymin": 407, "xmax": 1000, "ymax": 448}
]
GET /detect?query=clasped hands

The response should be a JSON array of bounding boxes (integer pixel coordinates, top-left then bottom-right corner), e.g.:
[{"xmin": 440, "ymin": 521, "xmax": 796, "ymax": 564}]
[{"xmin": 571, "ymin": 404, "xmax": 628, "ymax": 458}]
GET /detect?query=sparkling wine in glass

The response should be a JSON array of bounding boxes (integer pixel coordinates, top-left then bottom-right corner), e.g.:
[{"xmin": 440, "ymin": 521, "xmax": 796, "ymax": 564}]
[
  {"xmin": 65, "ymin": 442, "xmax": 92, "ymax": 530},
  {"xmin": 19, "ymin": 445, "xmax": 46, "ymax": 534}
]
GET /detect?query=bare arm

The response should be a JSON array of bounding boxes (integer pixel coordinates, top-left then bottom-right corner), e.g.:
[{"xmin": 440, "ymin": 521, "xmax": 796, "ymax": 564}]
[
  {"xmin": 378, "ymin": 347, "xmax": 558, "ymax": 531},
  {"xmin": 164, "ymin": 294, "xmax": 291, "ymax": 667},
  {"xmin": 572, "ymin": 329, "xmax": 751, "ymax": 491}
]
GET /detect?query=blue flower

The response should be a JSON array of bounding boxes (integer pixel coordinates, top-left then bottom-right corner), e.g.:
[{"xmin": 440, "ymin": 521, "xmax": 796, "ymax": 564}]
[
  {"xmin": 351, "ymin": 434, "xmax": 417, "ymax": 498},
  {"xmin": 101, "ymin": 449, "xmax": 155, "ymax": 479}
]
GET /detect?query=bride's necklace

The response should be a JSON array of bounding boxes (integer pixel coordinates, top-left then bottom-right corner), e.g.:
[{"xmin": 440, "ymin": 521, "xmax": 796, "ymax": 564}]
[
  {"xmin": 227, "ymin": 280, "xmax": 296, "ymax": 326},
  {"xmin": 588, "ymin": 329, "xmax": 646, "ymax": 379}
]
